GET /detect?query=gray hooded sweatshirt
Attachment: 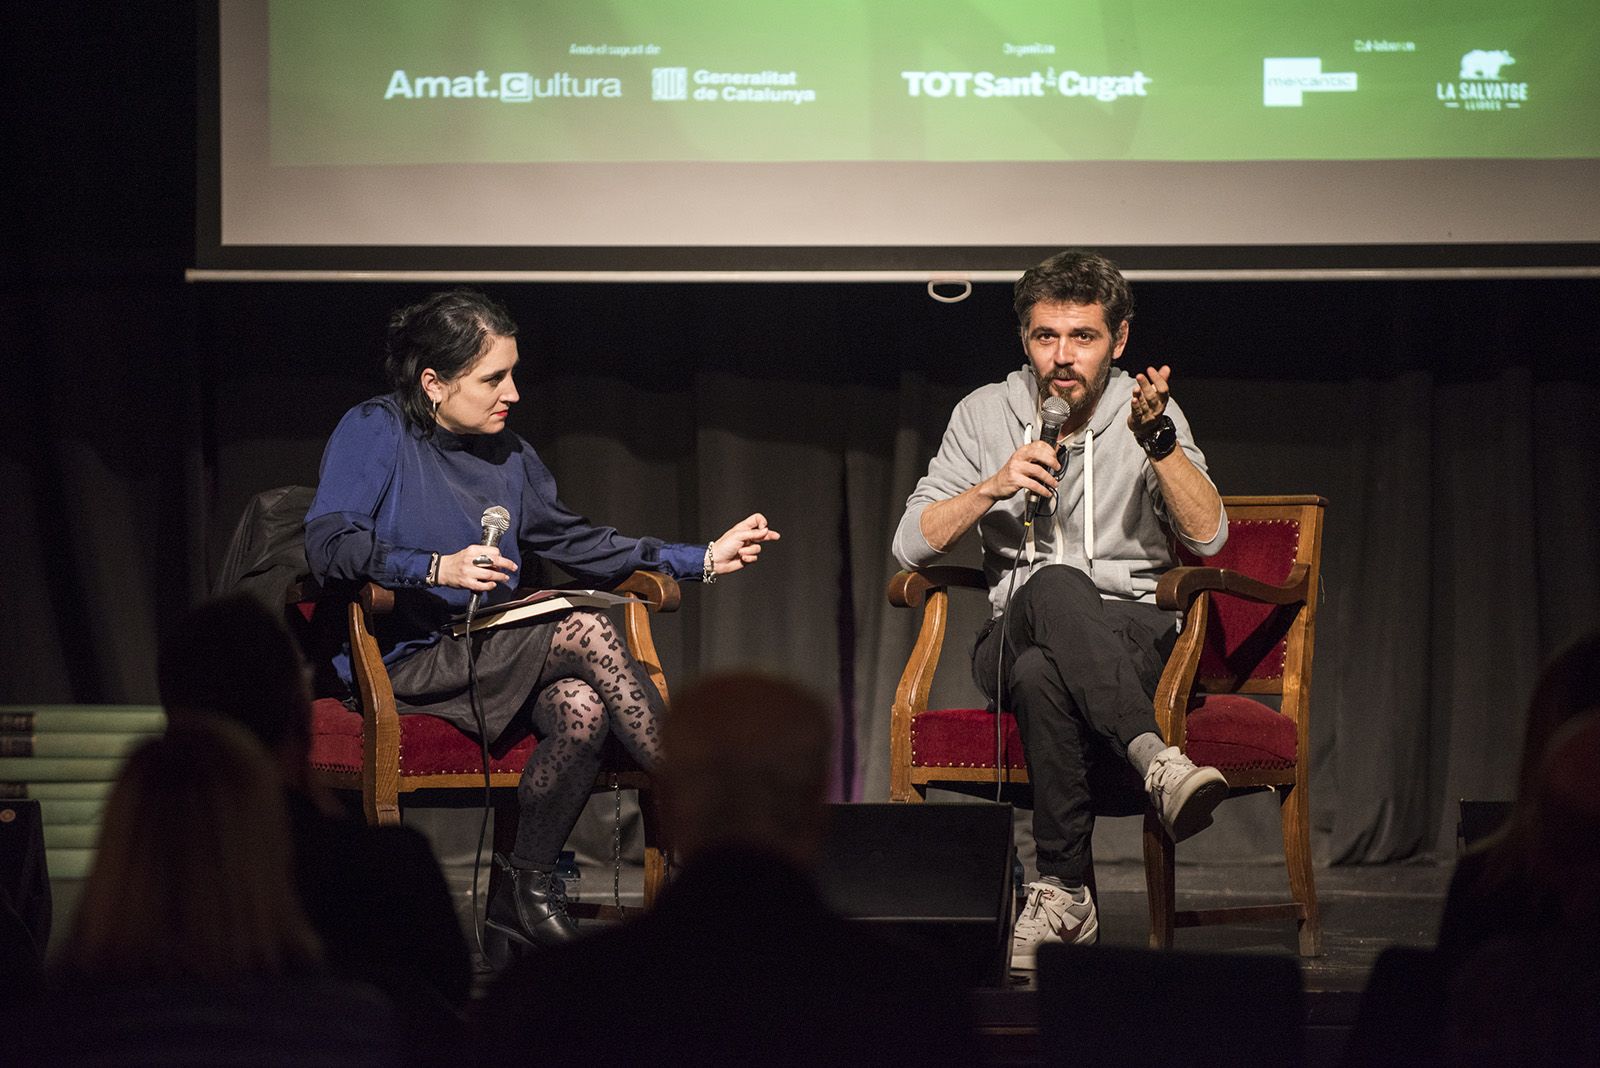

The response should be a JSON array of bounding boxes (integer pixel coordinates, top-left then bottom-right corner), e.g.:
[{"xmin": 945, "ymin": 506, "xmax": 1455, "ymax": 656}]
[{"xmin": 892, "ymin": 365, "xmax": 1228, "ymax": 618}]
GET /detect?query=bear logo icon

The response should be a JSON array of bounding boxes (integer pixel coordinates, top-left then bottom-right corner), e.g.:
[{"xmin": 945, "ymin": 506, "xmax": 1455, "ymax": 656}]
[{"xmin": 1460, "ymin": 49, "xmax": 1514, "ymax": 79}]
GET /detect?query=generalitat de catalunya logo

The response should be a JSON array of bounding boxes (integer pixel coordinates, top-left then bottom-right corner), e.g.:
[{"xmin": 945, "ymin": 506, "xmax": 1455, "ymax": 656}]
[
  {"xmin": 1437, "ymin": 49, "xmax": 1528, "ymax": 110},
  {"xmin": 1262, "ymin": 57, "xmax": 1357, "ymax": 107}
]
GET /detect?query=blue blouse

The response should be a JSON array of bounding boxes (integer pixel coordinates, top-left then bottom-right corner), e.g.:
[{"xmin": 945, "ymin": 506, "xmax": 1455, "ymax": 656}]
[{"xmin": 305, "ymin": 395, "xmax": 704, "ymax": 682}]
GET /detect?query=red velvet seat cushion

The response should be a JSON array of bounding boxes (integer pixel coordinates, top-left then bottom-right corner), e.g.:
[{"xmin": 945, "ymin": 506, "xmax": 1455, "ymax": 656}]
[
  {"xmin": 309, "ymin": 698, "xmax": 538, "ymax": 776},
  {"xmin": 908, "ymin": 695, "xmax": 1295, "ymax": 775},
  {"xmin": 910, "ymin": 708, "xmax": 1026, "ymax": 770},
  {"xmin": 1183, "ymin": 695, "xmax": 1297, "ymax": 772},
  {"xmin": 308, "ymin": 698, "xmax": 364, "ymax": 773}
]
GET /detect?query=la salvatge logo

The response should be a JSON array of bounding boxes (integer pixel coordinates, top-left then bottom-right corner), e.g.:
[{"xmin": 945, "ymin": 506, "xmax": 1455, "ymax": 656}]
[{"xmin": 1437, "ymin": 49, "xmax": 1528, "ymax": 111}]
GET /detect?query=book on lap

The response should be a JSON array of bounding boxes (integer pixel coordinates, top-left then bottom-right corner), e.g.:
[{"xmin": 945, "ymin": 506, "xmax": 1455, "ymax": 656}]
[{"xmin": 448, "ymin": 589, "xmax": 641, "ymax": 638}]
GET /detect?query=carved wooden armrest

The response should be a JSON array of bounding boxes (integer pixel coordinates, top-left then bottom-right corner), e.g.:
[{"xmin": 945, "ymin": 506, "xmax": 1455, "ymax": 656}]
[
  {"xmin": 888, "ymin": 566, "xmax": 987, "ymax": 609},
  {"xmin": 609, "ymin": 570, "xmax": 680, "ymax": 705},
  {"xmin": 613, "ymin": 570, "xmax": 682, "ymax": 614},
  {"xmin": 1150, "ymin": 562, "xmax": 1310, "ymax": 746},
  {"xmin": 887, "ymin": 568, "xmax": 988, "ymax": 705},
  {"xmin": 1155, "ymin": 562, "xmax": 1311, "ymax": 612},
  {"xmin": 359, "ymin": 582, "xmax": 396, "ymax": 615},
  {"xmin": 887, "ymin": 567, "xmax": 990, "ymax": 800}
]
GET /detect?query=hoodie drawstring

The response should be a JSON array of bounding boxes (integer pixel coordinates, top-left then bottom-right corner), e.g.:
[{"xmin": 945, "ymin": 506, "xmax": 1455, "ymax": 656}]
[
  {"xmin": 1083, "ymin": 428, "xmax": 1095, "ymax": 564},
  {"xmin": 1051, "ymin": 428, "xmax": 1095, "ymax": 570}
]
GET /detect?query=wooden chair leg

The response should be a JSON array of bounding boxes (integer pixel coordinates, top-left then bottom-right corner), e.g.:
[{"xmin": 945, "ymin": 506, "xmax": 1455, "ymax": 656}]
[
  {"xmin": 1143, "ymin": 808, "xmax": 1175, "ymax": 949},
  {"xmin": 1279, "ymin": 781, "xmax": 1322, "ymax": 957},
  {"xmin": 889, "ymin": 756, "xmax": 913, "ymax": 802},
  {"xmin": 366, "ymin": 795, "xmax": 401, "ymax": 826},
  {"xmin": 363, "ymin": 759, "xmax": 402, "ymax": 827},
  {"xmin": 638, "ymin": 786, "xmax": 666, "ymax": 908}
]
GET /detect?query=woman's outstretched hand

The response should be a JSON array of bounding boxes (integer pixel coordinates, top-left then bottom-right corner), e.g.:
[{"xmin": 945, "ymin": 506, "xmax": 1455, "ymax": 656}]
[{"xmin": 710, "ymin": 513, "xmax": 781, "ymax": 576}]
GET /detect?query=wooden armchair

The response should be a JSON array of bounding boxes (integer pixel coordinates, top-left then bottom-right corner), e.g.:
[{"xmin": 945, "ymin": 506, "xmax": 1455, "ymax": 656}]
[
  {"xmin": 888, "ymin": 495, "xmax": 1327, "ymax": 956},
  {"xmin": 293, "ymin": 571, "xmax": 679, "ymax": 912}
]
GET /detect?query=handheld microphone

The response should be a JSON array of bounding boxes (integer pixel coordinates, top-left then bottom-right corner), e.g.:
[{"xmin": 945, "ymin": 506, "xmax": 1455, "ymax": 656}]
[
  {"xmin": 465, "ymin": 505, "xmax": 511, "ymax": 618},
  {"xmin": 1025, "ymin": 397, "xmax": 1073, "ymax": 521}
]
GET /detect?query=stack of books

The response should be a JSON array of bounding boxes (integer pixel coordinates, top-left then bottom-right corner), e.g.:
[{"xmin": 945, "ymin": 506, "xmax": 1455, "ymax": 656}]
[{"xmin": 0, "ymin": 705, "xmax": 166, "ymax": 879}]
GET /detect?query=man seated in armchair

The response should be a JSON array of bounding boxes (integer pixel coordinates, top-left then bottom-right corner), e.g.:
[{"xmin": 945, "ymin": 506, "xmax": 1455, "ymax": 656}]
[{"xmin": 891, "ymin": 249, "xmax": 1231, "ymax": 968}]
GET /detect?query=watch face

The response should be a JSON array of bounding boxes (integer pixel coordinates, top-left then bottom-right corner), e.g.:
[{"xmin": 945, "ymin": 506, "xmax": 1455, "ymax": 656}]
[{"xmin": 1143, "ymin": 417, "xmax": 1177, "ymax": 457}]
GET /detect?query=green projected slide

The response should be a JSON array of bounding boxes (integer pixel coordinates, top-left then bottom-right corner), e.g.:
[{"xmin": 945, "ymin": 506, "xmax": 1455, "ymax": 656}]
[{"xmin": 269, "ymin": 0, "xmax": 1600, "ymax": 165}]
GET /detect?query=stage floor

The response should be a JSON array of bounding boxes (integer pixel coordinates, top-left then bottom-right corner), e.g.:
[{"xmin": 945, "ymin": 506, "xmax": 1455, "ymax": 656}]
[{"xmin": 1080, "ymin": 858, "xmax": 1450, "ymax": 986}]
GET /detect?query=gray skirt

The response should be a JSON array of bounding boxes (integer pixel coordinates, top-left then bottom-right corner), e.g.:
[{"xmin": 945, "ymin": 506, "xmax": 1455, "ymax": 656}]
[{"xmin": 387, "ymin": 618, "xmax": 558, "ymax": 743}]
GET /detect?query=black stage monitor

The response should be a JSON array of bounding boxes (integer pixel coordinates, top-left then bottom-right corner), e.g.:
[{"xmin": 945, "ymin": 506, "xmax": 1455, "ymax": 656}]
[
  {"xmin": 1038, "ymin": 942, "xmax": 1306, "ymax": 1068},
  {"xmin": 815, "ymin": 802, "xmax": 1015, "ymax": 988}
]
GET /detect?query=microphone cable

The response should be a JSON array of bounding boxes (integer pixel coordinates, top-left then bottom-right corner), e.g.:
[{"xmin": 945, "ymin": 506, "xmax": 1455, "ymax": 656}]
[
  {"xmin": 466, "ymin": 590, "xmax": 495, "ymax": 962},
  {"xmin": 460, "ymin": 505, "xmax": 509, "ymax": 964},
  {"xmin": 992, "ymin": 406, "xmax": 1069, "ymax": 802}
]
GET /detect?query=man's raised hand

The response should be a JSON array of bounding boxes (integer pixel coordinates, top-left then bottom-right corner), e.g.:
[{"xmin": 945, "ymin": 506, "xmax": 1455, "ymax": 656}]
[{"xmin": 1128, "ymin": 364, "xmax": 1172, "ymax": 436}]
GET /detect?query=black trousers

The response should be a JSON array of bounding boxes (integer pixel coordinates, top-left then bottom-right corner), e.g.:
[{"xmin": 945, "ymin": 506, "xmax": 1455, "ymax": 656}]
[{"xmin": 972, "ymin": 564, "xmax": 1176, "ymax": 884}]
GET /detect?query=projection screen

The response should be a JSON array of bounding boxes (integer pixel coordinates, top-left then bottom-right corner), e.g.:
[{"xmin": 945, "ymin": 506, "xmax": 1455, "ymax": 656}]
[{"xmin": 194, "ymin": 0, "xmax": 1600, "ymax": 280}]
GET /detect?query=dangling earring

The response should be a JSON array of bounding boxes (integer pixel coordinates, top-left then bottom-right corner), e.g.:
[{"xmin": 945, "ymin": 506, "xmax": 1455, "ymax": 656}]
[{"xmin": 431, "ymin": 398, "xmax": 440, "ymax": 420}]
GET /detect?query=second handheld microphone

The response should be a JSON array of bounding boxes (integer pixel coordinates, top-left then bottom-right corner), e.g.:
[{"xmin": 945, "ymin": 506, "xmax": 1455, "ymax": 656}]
[{"xmin": 465, "ymin": 505, "xmax": 511, "ymax": 618}]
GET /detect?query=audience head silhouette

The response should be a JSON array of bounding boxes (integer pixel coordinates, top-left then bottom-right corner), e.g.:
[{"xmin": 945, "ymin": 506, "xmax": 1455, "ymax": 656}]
[
  {"xmin": 479, "ymin": 671, "xmax": 983, "ymax": 1066},
  {"xmin": 661, "ymin": 671, "xmax": 835, "ymax": 867},
  {"xmin": 156, "ymin": 593, "xmax": 315, "ymax": 785},
  {"xmin": 58, "ymin": 720, "xmax": 322, "ymax": 981},
  {"xmin": 1441, "ymin": 706, "xmax": 1600, "ymax": 1065},
  {"xmin": 1528, "ymin": 709, "xmax": 1600, "ymax": 930},
  {"xmin": 1514, "ymin": 630, "xmax": 1600, "ymax": 796},
  {"xmin": 1481, "ymin": 630, "xmax": 1600, "ymax": 878}
]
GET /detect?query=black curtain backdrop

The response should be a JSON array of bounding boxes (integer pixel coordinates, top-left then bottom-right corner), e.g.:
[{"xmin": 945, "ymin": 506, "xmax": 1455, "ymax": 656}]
[{"xmin": 5, "ymin": 7, "xmax": 1598, "ymax": 868}]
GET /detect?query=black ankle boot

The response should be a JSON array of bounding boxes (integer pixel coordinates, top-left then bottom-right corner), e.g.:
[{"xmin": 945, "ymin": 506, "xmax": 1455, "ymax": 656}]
[{"xmin": 484, "ymin": 853, "xmax": 581, "ymax": 956}]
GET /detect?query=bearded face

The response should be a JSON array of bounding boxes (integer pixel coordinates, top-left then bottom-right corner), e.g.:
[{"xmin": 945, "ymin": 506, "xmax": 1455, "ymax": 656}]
[{"xmin": 1023, "ymin": 300, "xmax": 1127, "ymax": 426}]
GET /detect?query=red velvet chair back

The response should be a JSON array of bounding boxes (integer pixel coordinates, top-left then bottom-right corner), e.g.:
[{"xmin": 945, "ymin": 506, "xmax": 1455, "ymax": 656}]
[{"xmin": 1176, "ymin": 516, "xmax": 1304, "ymax": 689}]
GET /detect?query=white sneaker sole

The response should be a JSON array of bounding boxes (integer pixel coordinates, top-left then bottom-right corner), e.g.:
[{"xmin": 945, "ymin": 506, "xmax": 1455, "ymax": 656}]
[
  {"xmin": 1165, "ymin": 767, "xmax": 1229, "ymax": 842},
  {"xmin": 1011, "ymin": 912, "xmax": 1100, "ymax": 970}
]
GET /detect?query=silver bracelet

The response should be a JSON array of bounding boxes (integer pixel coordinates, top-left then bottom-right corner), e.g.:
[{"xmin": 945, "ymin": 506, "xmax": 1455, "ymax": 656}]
[
  {"xmin": 702, "ymin": 542, "xmax": 717, "ymax": 584},
  {"xmin": 426, "ymin": 552, "xmax": 441, "ymax": 586}
]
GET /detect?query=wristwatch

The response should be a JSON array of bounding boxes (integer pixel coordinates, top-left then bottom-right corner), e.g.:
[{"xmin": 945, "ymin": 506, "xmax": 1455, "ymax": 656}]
[{"xmin": 1136, "ymin": 415, "xmax": 1178, "ymax": 460}]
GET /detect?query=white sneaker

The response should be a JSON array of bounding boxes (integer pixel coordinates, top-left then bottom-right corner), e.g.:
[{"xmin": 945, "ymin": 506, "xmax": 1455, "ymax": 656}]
[
  {"xmin": 1011, "ymin": 881, "xmax": 1098, "ymax": 971},
  {"xmin": 1145, "ymin": 746, "xmax": 1229, "ymax": 842}
]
